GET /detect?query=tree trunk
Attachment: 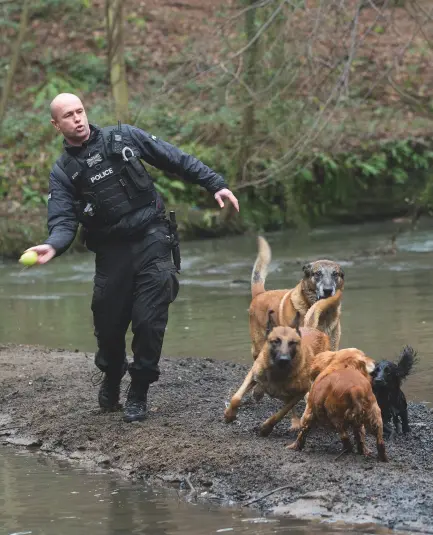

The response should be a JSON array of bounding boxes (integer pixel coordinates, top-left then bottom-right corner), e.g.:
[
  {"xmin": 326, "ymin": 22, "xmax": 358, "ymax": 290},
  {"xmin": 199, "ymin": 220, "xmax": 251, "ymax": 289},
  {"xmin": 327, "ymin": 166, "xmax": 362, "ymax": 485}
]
[
  {"xmin": 0, "ymin": 0, "xmax": 31, "ymax": 130},
  {"xmin": 236, "ymin": 0, "xmax": 258, "ymax": 186},
  {"xmin": 106, "ymin": 0, "xmax": 129, "ymax": 122},
  {"xmin": 221, "ymin": 0, "xmax": 259, "ymax": 225}
]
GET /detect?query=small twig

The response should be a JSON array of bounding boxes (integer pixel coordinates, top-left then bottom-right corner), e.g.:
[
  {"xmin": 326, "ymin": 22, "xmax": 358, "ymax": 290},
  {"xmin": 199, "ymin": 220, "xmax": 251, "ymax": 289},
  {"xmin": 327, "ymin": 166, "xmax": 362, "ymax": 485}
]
[
  {"xmin": 242, "ymin": 484, "xmax": 293, "ymax": 507},
  {"xmin": 334, "ymin": 448, "xmax": 350, "ymax": 461}
]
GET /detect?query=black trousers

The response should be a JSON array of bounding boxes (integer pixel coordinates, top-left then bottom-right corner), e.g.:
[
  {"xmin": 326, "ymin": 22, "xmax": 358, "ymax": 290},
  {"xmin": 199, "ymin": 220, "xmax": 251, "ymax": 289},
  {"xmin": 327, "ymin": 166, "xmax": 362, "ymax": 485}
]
[{"xmin": 91, "ymin": 223, "xmax": 179, "ymax": 384}]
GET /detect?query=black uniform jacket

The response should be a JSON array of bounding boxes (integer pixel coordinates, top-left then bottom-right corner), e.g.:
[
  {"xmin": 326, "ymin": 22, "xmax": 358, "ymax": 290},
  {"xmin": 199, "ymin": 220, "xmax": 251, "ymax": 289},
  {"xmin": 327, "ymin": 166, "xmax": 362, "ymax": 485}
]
[{"xmin": 44, "ymin": 124, "xmax": 228, "ymax": 255}]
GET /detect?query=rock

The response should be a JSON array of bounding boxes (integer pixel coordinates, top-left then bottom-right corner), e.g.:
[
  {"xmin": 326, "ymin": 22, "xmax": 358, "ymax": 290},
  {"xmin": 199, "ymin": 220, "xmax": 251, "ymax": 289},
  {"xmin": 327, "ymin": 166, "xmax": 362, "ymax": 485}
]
[
  {"xmin": 96, "ymin": 455, "xmax": 110, "ymax": 466},
  {"xmin": 0, "ymin": 413, "xmax": 12, "ymax": 427},
  {"xmin": 7, "ymin": 435, "xmax": 42, "ymax": 447},
  {"xmin": 70, "ymin": 451, "xmax": 84, "ymax": 460}
]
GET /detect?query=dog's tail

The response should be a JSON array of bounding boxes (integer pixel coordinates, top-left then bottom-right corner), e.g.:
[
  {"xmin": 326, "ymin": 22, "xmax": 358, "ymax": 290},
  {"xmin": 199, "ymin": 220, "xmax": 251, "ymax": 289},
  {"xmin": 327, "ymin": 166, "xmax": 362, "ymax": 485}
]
[
  {"xmin": 251, "ymin": 236, "xmax": 272, "ymax": 299},
  {"xmin": 304, "ymin": 289, "xmax": 342, "ymax": 329},
  {"xmin": 396, "ymin": 345, "xmax": 418, "ymax": 380}
]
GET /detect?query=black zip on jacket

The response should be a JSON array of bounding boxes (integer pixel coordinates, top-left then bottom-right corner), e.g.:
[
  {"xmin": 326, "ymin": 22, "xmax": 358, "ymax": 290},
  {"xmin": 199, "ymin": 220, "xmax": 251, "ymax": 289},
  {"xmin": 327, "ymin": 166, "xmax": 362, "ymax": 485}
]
[{"xmin": 44, "ymin": 124, "xmax": 228, "ymax": 256}]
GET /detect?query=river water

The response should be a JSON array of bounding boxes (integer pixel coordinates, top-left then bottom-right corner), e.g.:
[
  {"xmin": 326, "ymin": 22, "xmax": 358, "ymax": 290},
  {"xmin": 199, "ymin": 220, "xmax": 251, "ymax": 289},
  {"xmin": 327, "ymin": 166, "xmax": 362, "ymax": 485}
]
[
  {"xmin": 1, "ymin": 219, "xmax": 432, "ymax": 533},
  {"xmin": 1, "ymin": 448, "xmax": 385, "ymax": 535}
]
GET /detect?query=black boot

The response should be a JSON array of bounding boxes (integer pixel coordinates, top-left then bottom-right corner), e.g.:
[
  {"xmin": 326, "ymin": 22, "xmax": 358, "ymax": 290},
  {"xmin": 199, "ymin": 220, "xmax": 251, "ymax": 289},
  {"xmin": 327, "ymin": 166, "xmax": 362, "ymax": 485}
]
[
  {"xmin": 123, "ymin": 380, "xmax": 149, "ymax": 423},
  {"xmin": 95, "ymin": 361, "xmax": 128, "ymax": 412},
  {"xmin": 98, "ymin": 374, "xmax": 122, "ymax": 412}
]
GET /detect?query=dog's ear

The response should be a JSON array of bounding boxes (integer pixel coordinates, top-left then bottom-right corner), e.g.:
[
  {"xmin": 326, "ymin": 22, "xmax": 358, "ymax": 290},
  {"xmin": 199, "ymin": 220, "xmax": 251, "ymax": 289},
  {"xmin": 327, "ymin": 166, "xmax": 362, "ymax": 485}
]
[
  {"xmin": 290, "ymin": 311, "xmax": 302, "ymax": 337},
  {"xmin": 266, "ymin": 309, "xmax": 276, "ymax": 337},
  {"xmin": 339, "ymin": 267, "xmax": 345, "ymax": 279},
  {"xmin": 302, "ymin": 262, "xmax": 313, "ymax": 278}
]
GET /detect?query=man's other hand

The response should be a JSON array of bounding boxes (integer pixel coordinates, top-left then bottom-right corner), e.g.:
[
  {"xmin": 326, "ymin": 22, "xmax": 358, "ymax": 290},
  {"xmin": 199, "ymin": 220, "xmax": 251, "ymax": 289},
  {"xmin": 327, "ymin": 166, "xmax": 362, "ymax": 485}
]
[{"xmin": 214, "ymin": 188, "xmax": 239, "ymax": 212}]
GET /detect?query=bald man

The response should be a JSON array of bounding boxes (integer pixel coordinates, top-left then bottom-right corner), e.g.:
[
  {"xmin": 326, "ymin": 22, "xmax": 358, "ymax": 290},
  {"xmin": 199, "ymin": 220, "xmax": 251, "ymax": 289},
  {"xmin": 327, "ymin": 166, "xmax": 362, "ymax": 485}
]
[{"xmin": 26, "ymin": 93, "xmax": 239, "ymax": 423}]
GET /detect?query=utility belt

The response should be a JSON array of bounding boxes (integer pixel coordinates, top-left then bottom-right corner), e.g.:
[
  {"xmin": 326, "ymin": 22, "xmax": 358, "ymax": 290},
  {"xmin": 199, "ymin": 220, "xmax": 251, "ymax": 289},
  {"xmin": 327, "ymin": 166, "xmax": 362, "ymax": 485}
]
[{"xmin": 80, "ymin": 213, "xmax": 181, "ymax": 273}]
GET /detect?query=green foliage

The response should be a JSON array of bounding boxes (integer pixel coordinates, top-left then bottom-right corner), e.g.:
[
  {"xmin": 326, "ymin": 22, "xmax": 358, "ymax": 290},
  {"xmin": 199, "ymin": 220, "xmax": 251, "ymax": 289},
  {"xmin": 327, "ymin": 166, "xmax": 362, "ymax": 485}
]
[
  {"xmin": 2, "ymin": 0, "xmax": 433, "ymax": 241},
  {"xmin": 293, "ymin": 138, "xmax": 433, "ymax": 223},
  {"xmin": 25, "ymin": 54, "xmax": 108, "ymax": 110},
  {"xmin": 31, "ymin": 0, "xmax": 90, "ymax": 18}
]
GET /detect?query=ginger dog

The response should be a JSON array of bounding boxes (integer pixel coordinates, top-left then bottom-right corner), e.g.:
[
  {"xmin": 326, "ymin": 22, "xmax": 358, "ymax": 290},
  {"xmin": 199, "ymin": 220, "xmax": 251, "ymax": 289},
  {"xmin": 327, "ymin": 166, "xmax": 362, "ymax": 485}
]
[
  {"xmin": 249, "ymin": 236, "xmax": 344, "ymax": 363},
  {"xmin": 224, "ymin": 311, "xmax": 330, "ymax": 436},
  {"xmin": 288, "ymin": 348, "xmax": 388, "ymax": 462}
]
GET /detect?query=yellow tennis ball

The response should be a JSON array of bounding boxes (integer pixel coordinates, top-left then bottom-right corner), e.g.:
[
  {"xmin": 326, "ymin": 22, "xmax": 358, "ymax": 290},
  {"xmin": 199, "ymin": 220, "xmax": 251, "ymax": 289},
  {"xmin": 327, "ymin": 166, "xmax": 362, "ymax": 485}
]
[{"xmin": 19, "ymin": 250, "xmax": 39, "ymax": 267}]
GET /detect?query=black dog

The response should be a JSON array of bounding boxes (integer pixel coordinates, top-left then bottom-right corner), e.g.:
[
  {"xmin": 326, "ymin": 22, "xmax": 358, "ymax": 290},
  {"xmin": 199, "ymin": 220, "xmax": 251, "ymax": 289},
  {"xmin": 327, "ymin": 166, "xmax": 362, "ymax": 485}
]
[{"xmin": 371, "ymin": 346, "xmax": 417, "ymax": 439}]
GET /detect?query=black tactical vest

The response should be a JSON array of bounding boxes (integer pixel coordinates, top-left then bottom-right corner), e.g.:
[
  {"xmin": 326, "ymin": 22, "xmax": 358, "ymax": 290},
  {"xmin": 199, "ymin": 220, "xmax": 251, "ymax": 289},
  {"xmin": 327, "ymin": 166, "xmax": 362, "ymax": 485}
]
[{"xmin": 54, "ymin": 125, "xmax": 156, "ymax": 227}]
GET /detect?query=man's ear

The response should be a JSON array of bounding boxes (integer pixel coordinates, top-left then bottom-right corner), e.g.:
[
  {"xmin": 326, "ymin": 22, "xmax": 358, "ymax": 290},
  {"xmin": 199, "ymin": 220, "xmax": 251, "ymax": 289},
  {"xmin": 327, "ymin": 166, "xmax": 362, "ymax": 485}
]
[
  {"xmin": 266, "ymin": 309, "xmax": 276, "ymax": 337},
  {"xmin": 302, "ymin": 262, "xmax": 312, "ymax": 278},
  {"xmin": 290, "ymin": 311, "xmax": 302, "ymax": 337},
  {"xmin": 51, "ymin": 118, "xmax": 60, "ymax": 132}
]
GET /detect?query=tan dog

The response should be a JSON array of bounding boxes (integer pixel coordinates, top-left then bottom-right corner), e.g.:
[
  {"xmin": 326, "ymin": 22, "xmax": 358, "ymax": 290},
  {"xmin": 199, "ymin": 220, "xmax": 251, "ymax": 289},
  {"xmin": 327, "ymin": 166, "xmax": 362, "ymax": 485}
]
[
  {"xmin": 288, "ymin": 348, "xmax": 388, "ymax": 462},
  {"xmin": 224, "ymin": 312, "xmax": 330, "ymax": 436},
  {"xmin": 249, "ymin": 237, "xmax": 345, "ymax": 362}
]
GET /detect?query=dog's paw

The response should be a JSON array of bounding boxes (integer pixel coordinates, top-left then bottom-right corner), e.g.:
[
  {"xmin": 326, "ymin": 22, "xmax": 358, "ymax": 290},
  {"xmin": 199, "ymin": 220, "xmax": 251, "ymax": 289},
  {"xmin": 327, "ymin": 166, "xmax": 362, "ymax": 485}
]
[
  {"xmin": 224, "ymin": 408, "xmax": 237, "ymax": 423},
  {"xmin": 287, "ymin": 441, "xmax": 301, "ymax": 451},
  {"xmin": 259, "ymin": 423, "xmax": 273, "ymax": 437}
]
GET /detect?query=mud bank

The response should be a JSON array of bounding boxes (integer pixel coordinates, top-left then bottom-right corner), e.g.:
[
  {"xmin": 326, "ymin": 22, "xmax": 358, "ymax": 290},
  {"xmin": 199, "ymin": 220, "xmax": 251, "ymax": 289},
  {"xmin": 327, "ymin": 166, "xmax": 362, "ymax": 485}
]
[{"xmin": 1, "ymin": 344, "xmax": 433, "ymax": 533}]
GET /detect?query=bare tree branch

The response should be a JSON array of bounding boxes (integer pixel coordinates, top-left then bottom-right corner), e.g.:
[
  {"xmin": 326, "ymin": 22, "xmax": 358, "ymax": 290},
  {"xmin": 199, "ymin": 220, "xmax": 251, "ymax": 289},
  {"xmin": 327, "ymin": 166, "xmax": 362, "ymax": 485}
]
[
  {"xmin": 230, "ymin": 0, "xmax": 289, "ymax": 59},
  {"xmin": 236, "ymin": 2, "xmax": 433, "ymax": 190},
  {"xmin": 0, "ymin": 0, "xmax": 31, "ymax": 129}
]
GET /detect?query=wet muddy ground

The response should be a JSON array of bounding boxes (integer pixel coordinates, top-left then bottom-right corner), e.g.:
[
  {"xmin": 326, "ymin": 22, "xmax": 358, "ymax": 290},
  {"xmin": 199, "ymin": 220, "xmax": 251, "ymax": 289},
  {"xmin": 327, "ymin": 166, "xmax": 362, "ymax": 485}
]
[{"xmin": 1, "ymin": 344, "xmax": 433, "ymax": 533}]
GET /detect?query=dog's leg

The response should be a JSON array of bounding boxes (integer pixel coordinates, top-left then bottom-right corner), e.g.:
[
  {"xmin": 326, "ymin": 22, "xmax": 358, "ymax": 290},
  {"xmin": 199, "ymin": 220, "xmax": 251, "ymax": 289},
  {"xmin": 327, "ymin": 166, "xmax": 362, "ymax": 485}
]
[
  {"xmin": 338, "ymin": 429, "xmax": 353, "ymax": 454},
  {"xmin": 250, "ymin": 342, "xmax": 265, "ymax": 402},
  {"xmin": 393, "ymin": 414, "xmax": 402, "ymax": 434},
  {"xmin": 224, "ymin": 369, "xmax": 256, "ymax": 423},
  {"xmin": 369, "ymin": 404, "xmax": 388, "ymax": 462},
  {"xmin": 375, "ymin": 429, "xmax": 388, "ymax": 462},
  {"xmin": 383, "ymin": 420, "xmax": 394, "ymax": 440},
  {"xmin": 401, "ymin": 407, "xmax": 410, "ymax": 434},
  {"xmin": 289, "ymin": 409, "xmax": 302, "ymax": 431},
  {"xmin": 260, "ymin": 395, "xmax": 303, "ymax": 437},
  {"xmin": 353, "ymin": 426, "xmax": 370, "ymax": 456},
  {"xmin": 287, "ymin": 404, "xmax": 314, "ymax": 451},
  {"xmin": 330, "ymin": 322, "xmax": 341, "ymax": 352}
]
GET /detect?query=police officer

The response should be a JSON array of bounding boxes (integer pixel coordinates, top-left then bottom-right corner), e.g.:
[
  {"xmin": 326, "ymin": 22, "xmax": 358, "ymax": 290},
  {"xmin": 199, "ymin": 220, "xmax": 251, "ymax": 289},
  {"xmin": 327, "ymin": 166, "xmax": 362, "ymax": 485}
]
[{"xmin": 26, "ymin": 93, "xmax": 239, "ymax": 423}]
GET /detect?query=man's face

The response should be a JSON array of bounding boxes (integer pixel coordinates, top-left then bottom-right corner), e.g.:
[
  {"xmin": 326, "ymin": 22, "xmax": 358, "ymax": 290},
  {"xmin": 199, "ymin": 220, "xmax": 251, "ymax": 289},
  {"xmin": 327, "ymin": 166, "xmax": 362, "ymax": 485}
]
[{"xmin": 51, "ymin": 98, "xmax": 90, "ymax": 145}]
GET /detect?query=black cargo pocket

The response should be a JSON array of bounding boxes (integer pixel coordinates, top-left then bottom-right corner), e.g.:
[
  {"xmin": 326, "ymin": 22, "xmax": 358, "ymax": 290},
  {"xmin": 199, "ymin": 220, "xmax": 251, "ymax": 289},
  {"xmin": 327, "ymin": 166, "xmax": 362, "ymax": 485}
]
[
  {"xmin": 91, "ymin": 274, "xmax": 108, "ymax": 312},
  {"xmin": 156, "ymin": 260, "xmax": 179, "ymax": 304},
  {"xmin": 120, "ymin": 163, "xmax": 153, "ymax": 196},
  {"xmin": 149, "ymin": 228, "xmax": 174, "ymax": 259}
]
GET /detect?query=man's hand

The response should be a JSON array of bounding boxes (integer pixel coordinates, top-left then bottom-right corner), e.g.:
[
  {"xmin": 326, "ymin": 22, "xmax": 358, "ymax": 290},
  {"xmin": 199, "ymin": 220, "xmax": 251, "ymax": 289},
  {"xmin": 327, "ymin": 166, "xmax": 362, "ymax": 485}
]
[
  {"xmin": 214, "ymin": 188, "xmax": 239, "ymax": 212},
  {"xmin": 24, "ymin": 244, "xmax": 56, "ymax": 265}
]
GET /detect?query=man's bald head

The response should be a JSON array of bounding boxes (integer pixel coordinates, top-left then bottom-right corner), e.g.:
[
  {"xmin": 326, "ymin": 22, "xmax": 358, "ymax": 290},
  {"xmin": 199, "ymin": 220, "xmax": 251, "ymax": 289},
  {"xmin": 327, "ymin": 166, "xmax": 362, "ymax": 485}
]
[
  {"xmin": 50, "ymin": 93, "xmax": 83, "ymax": 120},
  {"xmin": 50, "ymin": 93, "xmax": 90, "ymax": 146}
]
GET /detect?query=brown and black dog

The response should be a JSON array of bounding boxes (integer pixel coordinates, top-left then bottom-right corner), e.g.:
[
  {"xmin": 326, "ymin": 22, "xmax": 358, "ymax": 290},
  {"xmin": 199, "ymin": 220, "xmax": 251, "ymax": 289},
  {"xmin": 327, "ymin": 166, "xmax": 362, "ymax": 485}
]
[
  {"xmin": 288, "ymin": 348, "xmax": 388, "ymax": 462},
  {"xmin": 224, "ymin": 311, "xmax": 330, "ymax": 436},
  {"xmin": 249, "ymin": 236, "xmax": 345, "ymax": 363}
]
